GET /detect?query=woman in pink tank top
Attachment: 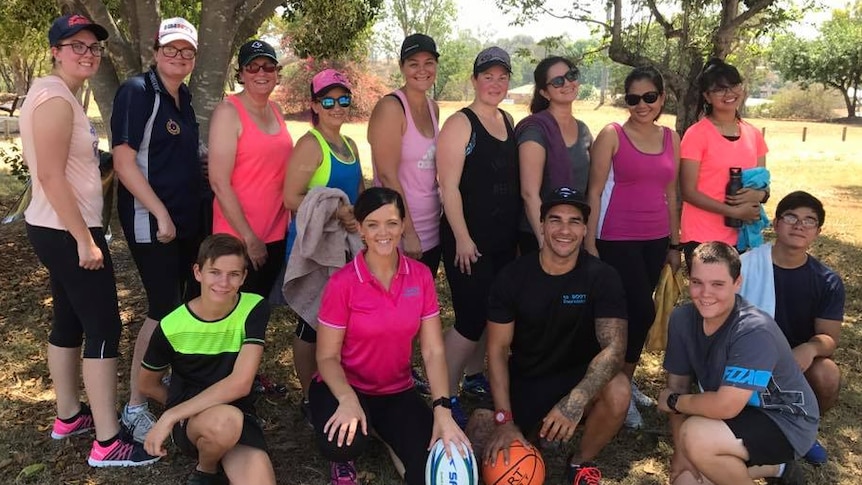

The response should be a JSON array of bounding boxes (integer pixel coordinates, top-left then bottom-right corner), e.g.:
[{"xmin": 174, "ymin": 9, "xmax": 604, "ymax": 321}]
[
  {"xmin": 586, "ymin": 67, "xmax": 681, "ymax": 430},
  {"xmin": 209, "ymin": 39, "xmax": 294, "ymax": 298}
]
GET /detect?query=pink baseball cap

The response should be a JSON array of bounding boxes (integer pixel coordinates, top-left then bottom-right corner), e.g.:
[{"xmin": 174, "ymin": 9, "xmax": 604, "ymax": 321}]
[{"xmin": 311, "ymin": 69, "xmax": 352, "ymax": 97}]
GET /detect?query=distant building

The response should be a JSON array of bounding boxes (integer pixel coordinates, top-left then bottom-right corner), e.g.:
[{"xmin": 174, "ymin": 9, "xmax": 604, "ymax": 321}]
[{"xmin": 508, "ymin": 83, "xmax": 534, "ymax": 104}]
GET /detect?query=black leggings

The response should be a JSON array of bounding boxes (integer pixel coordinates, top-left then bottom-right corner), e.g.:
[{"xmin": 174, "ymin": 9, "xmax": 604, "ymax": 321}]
[
  {"xmin": 596, "ymin": 237, "xmax": 668, "ymax": 364},
  {"xmin": 309, "ymin": 379, "xmax": 432, "ymax": 485},
  {"xmin": 241, "ymin": 239, "xmax": 287, "ymax": 297}
]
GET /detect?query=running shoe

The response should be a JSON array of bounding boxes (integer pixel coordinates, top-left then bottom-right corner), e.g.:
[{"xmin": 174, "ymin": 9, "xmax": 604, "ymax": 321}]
[
  {"xmin": 449, "ymin": 396, "xmax": 469, "ymax": 429},
  {"xmin": 51, "ymin": 402, "xmax": 95, "ymax": 439},
  {"xmin": 411, "ymin": 369, "xmax": 431, "ymax": 395},
  {"xmin": 330, "ymin": 460, "xmax": 358, "ymax": 485},
  {"xmin": 121, "ymin": 403, "xmax": 157, "ymax": 443},
  {"xmin": 462, "ymin": 372, "xmax": 492, "ymax": 397},
  {"xmin": 566, "ymin": 461, "xmax": 602, "ymax": 485},
  {"xmin": 253, "ymin": 374, "xmax": 287, "ymax": 395},
  {"xmin": 631, "ymin": 382, "xmax": 655, "ymax": 407},
  {"xmin": 765, "ymin": 460, "xmax": 805, "ymax": 485},
  {"xmin": 804, "ymin": 439, "xmax": 827, "ymax": 466},
  {"xmin": 87, "ymin": 435, "xmax": 161, "ymax": 467},
  {"xmin": 624, "ymin": 399, "xmax": 643, "ymax": 429},
  {"xmin": 187, "ymin": 469, "xmax": 229, "ymax": 485}
]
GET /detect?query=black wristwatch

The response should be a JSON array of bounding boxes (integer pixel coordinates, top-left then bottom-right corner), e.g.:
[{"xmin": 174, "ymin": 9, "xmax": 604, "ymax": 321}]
[
  {"xmin": 432, "ymin": 397, "xmax": 452, "ymax": 409},
  {"xmin": 669, "ymin": 243, "xmax": 684, "ymax": 251},
  {"xmin": 760, "ymin": 188, "xmax": 771, "ymax": 204},
  {"xmin": 667, "ymin": 393, "xmax": 681, "ymax": 414}
]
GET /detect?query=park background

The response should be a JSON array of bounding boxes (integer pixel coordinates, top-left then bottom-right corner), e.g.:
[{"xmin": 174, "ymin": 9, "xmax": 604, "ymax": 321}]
[{"xmin": 0, "ymin": 0, "xmax": 861, "ymax": 483}]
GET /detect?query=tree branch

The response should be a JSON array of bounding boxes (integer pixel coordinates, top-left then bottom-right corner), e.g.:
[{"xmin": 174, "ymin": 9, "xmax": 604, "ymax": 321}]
[{"xmin": 645, "ymin": 0, "xmax": 682, "ymax": 39}]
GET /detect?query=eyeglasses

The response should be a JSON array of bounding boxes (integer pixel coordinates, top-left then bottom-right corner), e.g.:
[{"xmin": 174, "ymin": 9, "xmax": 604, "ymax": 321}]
[
  {"xmin": 625, "ymin": 91, "xmax": 661, "ymax": 106},
  {"xmin": 160, "ymin": 45, "xmax": 196, "ymax": 60},
  {"xmin": 56, "ymin": 42, "xmax": 103, "ymax": 57},
  {"xmin": 244, "ymin": 63, "xmax": 280, "ymax": 74},
  {"xmin": 319, "ymin": 95, "xmax": 352, "ymax": 109},
  {"xmin": 708, "ymin": 83, "xmax": 743, "ymax": 96},
  {"xmin": 779, "ymin": 213, "xmax": 819, "ymax": 228},
  {"xmin": 547, "ymin": 69, "xmax": 579, "ymax": 88}
]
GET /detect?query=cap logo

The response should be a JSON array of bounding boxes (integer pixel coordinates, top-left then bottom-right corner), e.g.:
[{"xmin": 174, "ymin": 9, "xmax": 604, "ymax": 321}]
[
  {"xmin": 67, "ymin": 15, "xmax": 90, "ymax": 27},
  {"xmin": 251, "ymin": 41, "xmax": 263, "ymax": 49},
  {"xmin": 163, "ymin": 23, "xmax": 193, "ymax": 33}
]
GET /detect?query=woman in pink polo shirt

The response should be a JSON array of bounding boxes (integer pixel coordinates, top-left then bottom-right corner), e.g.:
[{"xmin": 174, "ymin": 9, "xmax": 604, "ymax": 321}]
[
  {"xmin": 312, "ymin": 187, "xmax": 469, "ymax": 485},
  {"xmin": 680, "ymin": 58, "xmax": 768, "ymax": 266}
]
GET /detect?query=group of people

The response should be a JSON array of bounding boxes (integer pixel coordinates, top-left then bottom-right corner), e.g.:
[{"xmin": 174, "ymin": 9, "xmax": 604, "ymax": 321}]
[{"xmin": 19, "ymin": 11, "xmax": 844, "ymax": 485}]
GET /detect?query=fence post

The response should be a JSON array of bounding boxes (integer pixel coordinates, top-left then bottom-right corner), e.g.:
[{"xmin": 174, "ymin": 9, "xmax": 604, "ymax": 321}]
[
  {"xmin": 802, "ymin": 127, "xmax": 807, "ymax": 142},
  {"xmin": 761, "ymin": 126, "xmax": 766, "ymax": 138},
  {"xmin": 842, "ymin": 126, "xmax": 848, "ymax": 142}
]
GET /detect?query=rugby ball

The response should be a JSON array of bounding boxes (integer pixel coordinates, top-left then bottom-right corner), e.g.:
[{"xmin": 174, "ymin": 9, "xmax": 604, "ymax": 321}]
[{"xmin": 425, "ymin": 439, "xmax": 479, "ymax": 485}]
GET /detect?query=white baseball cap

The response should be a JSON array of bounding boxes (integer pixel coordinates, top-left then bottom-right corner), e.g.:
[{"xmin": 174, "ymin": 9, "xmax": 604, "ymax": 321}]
[{"xmin": 158, "ymin": 17, "xmax": 198, "ymax": 49}]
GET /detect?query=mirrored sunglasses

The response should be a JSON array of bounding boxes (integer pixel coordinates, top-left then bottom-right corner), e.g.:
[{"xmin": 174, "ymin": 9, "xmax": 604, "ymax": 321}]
[
  {"xmin": 624, "ymin": 91, "xmax": 661, "ymax": 106},
  {"xmin": 320, "ymin": 95, "xmax": 352, "ymax": 109}
]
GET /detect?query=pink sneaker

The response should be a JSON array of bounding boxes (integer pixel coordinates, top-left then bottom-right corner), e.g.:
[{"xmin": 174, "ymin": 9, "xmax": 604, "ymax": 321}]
[
  {"xmin": 51, "ymin": 403, "xmax": 95, "ymax": 439},
  {"xmin": 87, "ymin": 435, "xmax": 160, "ymax": 467},
  {"xmin": 330, "ymin": 461, "xmax": 358, "ymax": 485}
]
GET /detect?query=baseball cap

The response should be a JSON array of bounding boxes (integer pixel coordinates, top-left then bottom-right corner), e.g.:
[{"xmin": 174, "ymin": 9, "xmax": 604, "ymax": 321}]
[
  {"xmin": 400, "ymin": 34, "xmax": 439, "ymax": 63},
  {"xmin": 48, "ymin": 14, "xmax": 108, "ymax": 46},
  {"xmin": 158, "ymin": 17, "xmax": 198, "ymax": 49},
  {"xmin": 540, "ymin": 187, "xmax": 591, "ymax": 221},
  {"xmin": 473, "ymin": 46, "xmax": 512, "ymax": 76},
  {"xmin": 311, "ymin": 69, "xmax": 352, "ymax": 97},
  {"xmin": 238, "ymin": 39, "xmax": 278, "ymax": 67}
]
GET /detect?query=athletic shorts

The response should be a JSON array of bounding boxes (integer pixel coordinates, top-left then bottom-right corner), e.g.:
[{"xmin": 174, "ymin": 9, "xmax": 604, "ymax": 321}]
[
  {"xmin": 509, "ymin": 364, "xmax": 589, "ymax": 435},
  {"xmin": 724, "ymin": 407, "xmax": 796, "ymax": 466},
  {"xmin": 171, "ymin": 408, "xmax": 267, "ymax": 457},
  {"xmin": 294, "ymin": 316, "xmax": 317, "ymax": 343},
  {"xmin": 26, "ymin": 224, "xmax": 121, "ymax": 358},
  {"xmin": 126, "ymin": 237, "xmax": 199, "ymax": 320}
]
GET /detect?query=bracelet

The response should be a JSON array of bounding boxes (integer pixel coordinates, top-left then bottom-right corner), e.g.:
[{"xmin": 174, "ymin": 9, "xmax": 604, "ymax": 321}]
[
  {"xmin": 761, "ymin": 188, "xmax": 770, "ymax": 204},
  {"xmin": 432, "ymin": 397, "xmax": 452, "ymax": 410},
  {"xmin": 667, "ymin": 392, "xmax": 681, "ymax": 414},
  {"xmin": 668, "ymin": 243, "xmax": 684, "ymax": 251}
]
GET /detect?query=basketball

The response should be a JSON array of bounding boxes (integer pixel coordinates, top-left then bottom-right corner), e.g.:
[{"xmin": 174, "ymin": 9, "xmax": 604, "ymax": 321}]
[
  {"xmin": 481, "ymin": 441, "xmax": 545, "ymax": 485},
  {"xmin": 425, "ymin": 439, "xmax": 479, "ymax": 485}
]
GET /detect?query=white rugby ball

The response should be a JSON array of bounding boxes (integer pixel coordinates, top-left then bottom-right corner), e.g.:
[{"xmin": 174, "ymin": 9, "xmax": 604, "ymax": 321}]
[{"xmin": 425, "ymin": 439, "xmax": 479, "ymax": 485}]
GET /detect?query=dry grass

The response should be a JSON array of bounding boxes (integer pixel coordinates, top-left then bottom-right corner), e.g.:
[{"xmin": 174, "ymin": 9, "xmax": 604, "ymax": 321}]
[{"xmin": 0, "ymin": 103, "xmax": 861, "ymax": 484}]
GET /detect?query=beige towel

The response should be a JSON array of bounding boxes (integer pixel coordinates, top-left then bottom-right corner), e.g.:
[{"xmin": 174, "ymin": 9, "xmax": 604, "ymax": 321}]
[
  {"xmin": 645, "ymin": 264, "xmax": 685, "ymax": 352},
  {"xmin": 282, "ymin": 187, "xmax": 363, "ymax": 326}
]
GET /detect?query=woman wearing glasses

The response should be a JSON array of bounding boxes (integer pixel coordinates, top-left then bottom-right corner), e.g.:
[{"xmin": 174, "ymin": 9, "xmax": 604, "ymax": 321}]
[
  {"xmin": 209, "ymin": 39, "xmax": 294, "ymax": 297},
  {"xmin": 110, "ymin": 17, "xmax": 202, "ymax": 441},
  {"xmin": 585, "ymin": 66, "xmax": 681, "ymax": 429},
  {"xmin": 20, "ymin": 14, "xmax": 158, "ymax": 466},
  {"xmin": 283, "ymin": 68, "xmax": 364, "ymax": 419},
  {"xmin": 679, "ymin": 58, "xmax": 768, "ymax": 265},
  {"xmin": 516, "ymin": 56, "xmax": 593, "ymax": 252}
]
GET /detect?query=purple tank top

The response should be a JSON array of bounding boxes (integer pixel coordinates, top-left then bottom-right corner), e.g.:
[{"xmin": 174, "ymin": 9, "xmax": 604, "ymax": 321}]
[{"xmin": 596, "ymin": 123, "xmax": 675, "ymax": 240}]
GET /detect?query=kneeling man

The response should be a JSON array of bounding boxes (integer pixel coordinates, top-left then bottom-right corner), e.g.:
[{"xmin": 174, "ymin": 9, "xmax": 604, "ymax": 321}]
[
  {"xmin": 139, "ymin": 234, "xmax": 276, "ymax": 485},
  {"xmin": 659, "ymin": 242, "xmax": 819, "ymax": 485},
  {"xmin": 472, "ymin": 188, "xmax": 630, "ymax": 484}
]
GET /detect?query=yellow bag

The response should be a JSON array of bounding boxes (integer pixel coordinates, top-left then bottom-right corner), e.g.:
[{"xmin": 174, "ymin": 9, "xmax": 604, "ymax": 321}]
[{"xmin": 645, "ymin": 264, "xmax": 685, "ymax": 352}]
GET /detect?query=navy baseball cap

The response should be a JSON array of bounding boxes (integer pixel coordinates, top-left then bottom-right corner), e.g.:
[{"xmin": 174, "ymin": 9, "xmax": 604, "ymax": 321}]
[
  {"xmin": 48, "ymin": 14, "xmax": 108, "ymax": 46},
  {"xmin": 238, "ymin": 39, "xmax": 278, "ymax": 67},
  {"xmin": 540, "ymin": 187, "xmax": 591, "ymax": 220}
]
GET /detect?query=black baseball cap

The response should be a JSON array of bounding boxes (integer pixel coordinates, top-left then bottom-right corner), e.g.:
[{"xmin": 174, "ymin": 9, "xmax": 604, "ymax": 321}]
[
  {"xmin": 400, "ymin": 34, "xmax": 439, "ymax": 63},
  {"xmin": 48, "ymin": 14, "xmax": 108, "ymax": 46},
  {"xmin": 473, "ymin": 46, "xmax": 512, "ymax": 76},
  {"xmin": 238, "ymin": 39, "xmax": 278, "ymax": 67},
  {"xmin": 540, "ymin": 187, "xmax": 591, "ymax": 221}
]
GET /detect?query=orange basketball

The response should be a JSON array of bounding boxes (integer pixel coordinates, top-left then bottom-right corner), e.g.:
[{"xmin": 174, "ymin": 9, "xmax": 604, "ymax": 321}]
[{"xmin": 482, "ymin": 441, "xmax": 545, "ymax": 485}]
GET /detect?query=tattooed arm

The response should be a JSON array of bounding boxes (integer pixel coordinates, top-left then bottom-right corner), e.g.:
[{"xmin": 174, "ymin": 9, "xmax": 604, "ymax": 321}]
[{"xmin": 538, "ymin": 317, "xmax": 627, "ymax": 441}]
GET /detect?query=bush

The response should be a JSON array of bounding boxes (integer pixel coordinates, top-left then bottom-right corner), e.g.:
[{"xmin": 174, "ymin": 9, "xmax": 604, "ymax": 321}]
[
  {"xmin": 1, "ymin": 143, "xmax": 27, "ymax": 182},
  {"xmin": 578, "ymin": 83, "xmax": 596, "ymax": 100},
  {"xmin": 271, "ymin": 59, "xmax": 392, "ymax": 122},
  {"xmin": 751, "ymin": 84, "xmax": 841, "ymax": 120}
]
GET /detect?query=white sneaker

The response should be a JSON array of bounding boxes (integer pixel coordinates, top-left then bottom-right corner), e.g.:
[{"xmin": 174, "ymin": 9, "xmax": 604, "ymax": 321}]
[
  {"xmin": 122, "ymin": 404, "xmax": 157, "ymax": 444},
  {"xmin": 631, "ymin": 382, "xmax": 655, "ymax": 407},
  {"xmin": 624, "ymin": 398, "xmax": 643, "ymax": 429}
]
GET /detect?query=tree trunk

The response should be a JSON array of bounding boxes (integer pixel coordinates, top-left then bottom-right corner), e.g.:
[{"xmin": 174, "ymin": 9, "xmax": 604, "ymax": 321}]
[{"xmin": 840, "ymin": 89, "xmax": 856, "ymax": 119}]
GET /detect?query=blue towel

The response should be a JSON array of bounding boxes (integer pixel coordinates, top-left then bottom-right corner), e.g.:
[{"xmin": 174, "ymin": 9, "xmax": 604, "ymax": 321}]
[{"xmin": 736, "ymin": 167, "xmax": 770, "ymax": 251}]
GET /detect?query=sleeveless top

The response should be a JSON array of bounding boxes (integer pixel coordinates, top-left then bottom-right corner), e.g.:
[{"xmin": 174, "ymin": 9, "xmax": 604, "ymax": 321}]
[
  {"xmin": 596, "ymin": 123, "xmax": 675, "ymax": 240},
  {"xmin": 443, "ymin": 108, "xmax": 521, "ymax": 252},
  {"xmin": 22, "ymin": 76, "xmax": 102, "ymax": 229},
  {"xmin": 374, "ymin": 89, "xmax": 440, "ymax": 251},
  {"xmin": 212, "ymin": 95, "xmax": 293, "ymax": 243},
  {"xmin": 285, "ymin": 128, "xmax": 362, "ymax": 261}
]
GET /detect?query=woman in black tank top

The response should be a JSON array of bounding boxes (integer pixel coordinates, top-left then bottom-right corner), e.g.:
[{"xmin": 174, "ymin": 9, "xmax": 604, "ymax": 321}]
[{"xmin": 436, "ymin": 47, "xmax": 522, "ymax": 422}]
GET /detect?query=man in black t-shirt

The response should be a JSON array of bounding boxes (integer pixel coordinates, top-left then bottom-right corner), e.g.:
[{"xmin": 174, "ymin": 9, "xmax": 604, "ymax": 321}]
[
  {"xmin": 739, "ymin": 191, "xmax": 843, "ymax": 465},
  {"xmin": 468, "ymin": 188, "xmax": 629, "ymax": 484}
]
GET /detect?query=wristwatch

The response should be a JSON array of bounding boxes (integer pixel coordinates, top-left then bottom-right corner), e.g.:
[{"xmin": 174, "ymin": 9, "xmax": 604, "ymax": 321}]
[
  {"xmin": 494, "ymin": 409, "xmax": 513, "ymax": 425},
  {"xmin": 667, "ymin": 393, "xmax": 681, "ymax": 414},
  {"xmin": 432, "ymin": 397, "xmax": 452, "ymax": 410},
  {"xmin": 668, "ymin": 243, "xmax": 684, "ymax": 251}
]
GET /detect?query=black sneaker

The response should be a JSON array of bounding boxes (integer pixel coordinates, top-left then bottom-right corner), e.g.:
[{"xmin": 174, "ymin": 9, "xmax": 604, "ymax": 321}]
[
  {"xmin": 566, "ymin": 461, "xmax": 602, "ymax": 485},
  {"xmin": 187, "ymin": 469, "xmax": 229, "ymax": 485}
]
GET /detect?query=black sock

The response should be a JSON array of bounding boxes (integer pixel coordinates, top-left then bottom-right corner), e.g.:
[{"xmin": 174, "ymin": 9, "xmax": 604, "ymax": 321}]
[
  {"xmin": 97, "ymin": 434, "xmax": 119, "ymax": 447},
  {"xmin": 59, "ymin": 402, "xmax": 88, "ymax": 423},
  {"xmin": 465, "ymin": 372, "xmax": 483, "ymax": 380}
]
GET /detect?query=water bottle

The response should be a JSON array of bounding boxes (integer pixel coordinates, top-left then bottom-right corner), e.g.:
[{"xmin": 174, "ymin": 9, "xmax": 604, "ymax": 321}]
[{"xmin": 724, "ymin": 167, "xmax": 743, "ymax": 228}]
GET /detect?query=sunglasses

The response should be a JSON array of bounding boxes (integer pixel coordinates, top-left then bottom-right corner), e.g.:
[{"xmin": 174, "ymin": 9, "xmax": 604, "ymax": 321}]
[
  {"xmin": 624, "ymin": 91, "xmax": 661, "ymax": 106},
  {"xmin": 319, "ymin": 95, "xmax": 352, "ymax": 109},
  {"xmin": 244, "ymin": 63, "xmax": 281, "ymax": 74},
  {"xmin": 547, "ymin": 69, "xmax": 579, "ymax": 88}
]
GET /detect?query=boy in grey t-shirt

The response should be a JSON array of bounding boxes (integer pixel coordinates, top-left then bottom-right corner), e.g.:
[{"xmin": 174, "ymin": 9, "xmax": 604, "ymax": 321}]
[{"xmin": 658, "ymin": 242, "xmax": 818, "ymax": 485}]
